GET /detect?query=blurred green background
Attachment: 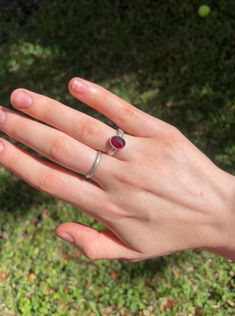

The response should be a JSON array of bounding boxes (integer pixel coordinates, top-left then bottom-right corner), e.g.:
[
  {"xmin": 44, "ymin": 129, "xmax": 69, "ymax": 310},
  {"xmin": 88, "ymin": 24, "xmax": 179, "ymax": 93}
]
[{"xmin": 0, "ymin": 1, "xmax": 235, "ymax": 315}]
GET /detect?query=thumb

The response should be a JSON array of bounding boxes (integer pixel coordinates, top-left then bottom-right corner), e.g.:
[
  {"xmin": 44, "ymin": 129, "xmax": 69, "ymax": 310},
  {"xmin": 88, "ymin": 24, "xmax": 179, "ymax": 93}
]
[{"xmin": 55, "ymin": 222, "xmax": 142, "ymax": 260}]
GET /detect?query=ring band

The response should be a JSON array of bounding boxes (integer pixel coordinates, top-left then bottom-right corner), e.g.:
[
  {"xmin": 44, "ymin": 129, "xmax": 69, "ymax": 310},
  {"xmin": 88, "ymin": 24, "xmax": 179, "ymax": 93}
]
[
  {"xmin": 85, "ymin": 151, "xmax": 102, "ymax": 179},
  {"xmin": 107, "ymin": 128, "xmax": 126, "ymax": 156}
]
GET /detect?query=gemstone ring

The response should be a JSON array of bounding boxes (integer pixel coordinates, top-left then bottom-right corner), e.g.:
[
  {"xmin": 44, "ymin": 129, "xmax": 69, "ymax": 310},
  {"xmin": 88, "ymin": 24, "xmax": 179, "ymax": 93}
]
[{"xmin": 107, "ymin": 128, "xmax": 126, "ymax": 156}]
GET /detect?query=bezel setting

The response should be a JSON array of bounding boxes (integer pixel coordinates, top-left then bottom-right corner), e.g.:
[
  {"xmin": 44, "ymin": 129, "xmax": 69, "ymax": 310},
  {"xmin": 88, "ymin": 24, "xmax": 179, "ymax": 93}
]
[{"xmin": 110, "ymin": 135, "xmax": 126, "ymax": 149}]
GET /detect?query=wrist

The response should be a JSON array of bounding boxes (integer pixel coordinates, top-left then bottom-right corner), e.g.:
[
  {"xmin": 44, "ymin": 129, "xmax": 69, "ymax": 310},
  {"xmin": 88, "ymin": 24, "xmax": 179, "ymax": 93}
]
[{"xmin": 206, "ymin": 168, "xmax": 235, "ymax": 261}]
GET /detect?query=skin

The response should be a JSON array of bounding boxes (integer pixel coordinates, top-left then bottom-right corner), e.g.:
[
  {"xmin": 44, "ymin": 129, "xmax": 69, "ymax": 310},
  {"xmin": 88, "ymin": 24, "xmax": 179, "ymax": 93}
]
[{"xmin": 0, "ymin": 77, "xmax": 234, "ymax": 262}]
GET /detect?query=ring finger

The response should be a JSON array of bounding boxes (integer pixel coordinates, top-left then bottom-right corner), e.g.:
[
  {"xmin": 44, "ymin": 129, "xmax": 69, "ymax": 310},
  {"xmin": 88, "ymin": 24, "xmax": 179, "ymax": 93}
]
[{"xmin": 0, "ymin": 106, "xmax": 116, "ymax": 186}]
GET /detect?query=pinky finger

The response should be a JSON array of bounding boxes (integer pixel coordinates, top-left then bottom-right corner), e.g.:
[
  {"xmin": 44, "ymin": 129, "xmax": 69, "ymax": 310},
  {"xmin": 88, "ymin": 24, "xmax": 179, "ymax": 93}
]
[{"xmin": 0, "ymin": 138, "xmax": 105, "ymax": 214}]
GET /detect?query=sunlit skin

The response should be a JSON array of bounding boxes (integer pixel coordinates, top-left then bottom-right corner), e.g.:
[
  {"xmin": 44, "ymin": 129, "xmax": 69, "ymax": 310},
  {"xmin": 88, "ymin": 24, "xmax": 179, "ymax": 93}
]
[{"xmin": 0, "ymin": 78, "xmax": 234, "ymax": 261}]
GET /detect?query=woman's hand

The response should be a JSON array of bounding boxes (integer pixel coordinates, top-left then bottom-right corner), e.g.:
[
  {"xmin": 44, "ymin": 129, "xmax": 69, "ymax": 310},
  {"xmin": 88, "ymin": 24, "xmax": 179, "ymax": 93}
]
[{"xmin": 0, "ymin": 78, "xmax": 234, "ymax": 261}]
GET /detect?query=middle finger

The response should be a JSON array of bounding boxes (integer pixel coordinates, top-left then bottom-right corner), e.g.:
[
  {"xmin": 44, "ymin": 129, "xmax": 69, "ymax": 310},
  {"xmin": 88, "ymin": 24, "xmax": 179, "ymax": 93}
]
[{"xmin": 10, "ymin": 89, "xmax": 132, "ymax": 160}]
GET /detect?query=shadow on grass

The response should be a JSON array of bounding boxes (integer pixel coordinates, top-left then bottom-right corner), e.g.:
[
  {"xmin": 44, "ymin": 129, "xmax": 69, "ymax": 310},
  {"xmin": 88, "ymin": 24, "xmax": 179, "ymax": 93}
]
[{"xmin": 0, "ymin": 173, "xmax": 39, "ymax": 212}]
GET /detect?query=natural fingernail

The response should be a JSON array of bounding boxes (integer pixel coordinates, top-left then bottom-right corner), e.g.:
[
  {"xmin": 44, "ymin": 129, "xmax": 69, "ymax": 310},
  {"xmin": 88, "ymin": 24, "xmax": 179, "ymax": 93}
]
[
  {"xmin": 58, "ymin": 232, "xmax": 74, "ymax": 243},
  {"xmin": 71, "ymin": 79, "xmax": 90, "ymax": 94},
  {"xmin": 0, "ymin": 109, "xmax": 6, "ymax": 123},
  {"xmin": 12, "ymin": 91, "xmax": 32, "ymax": 108}
]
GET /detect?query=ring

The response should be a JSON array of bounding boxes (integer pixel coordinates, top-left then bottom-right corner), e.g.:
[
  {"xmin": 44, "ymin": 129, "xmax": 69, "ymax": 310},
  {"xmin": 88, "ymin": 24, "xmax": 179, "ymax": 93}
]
[
  {"xmin": 85, "ymin": 151, "xmax": 102, "ymax": 179},
  {"xmin": 107, "ymin": 128, "xmax": 126, "ymax": 156}
]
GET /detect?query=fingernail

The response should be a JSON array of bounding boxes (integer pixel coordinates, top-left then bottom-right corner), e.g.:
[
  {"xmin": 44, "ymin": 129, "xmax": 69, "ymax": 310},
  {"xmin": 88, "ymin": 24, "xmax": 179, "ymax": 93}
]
[
  {"xmin": 0, "ymin": 141, "xmax": 4, "ymax": 152},
  {"xmin": 71, "ymin": 79, "xmax": 90, "ymax": 94},
  {"xmin": 12, "ymin": 91, "xmax": 32, "ymax": 108},
  {"xmin": 58, "ymin": 232, "xmax": 74, "ymax": 243},
  {"xmin": 0, "ymin": 109, "xmax": 6, "ymax": 123}
]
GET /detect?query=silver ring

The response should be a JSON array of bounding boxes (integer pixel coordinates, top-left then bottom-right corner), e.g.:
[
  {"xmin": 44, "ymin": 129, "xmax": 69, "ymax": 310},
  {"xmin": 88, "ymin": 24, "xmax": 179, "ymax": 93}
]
[
  {"xmin": 85, "ymin": 151, "xmax": 102, "ymax": 179},
  {"xmin": 107, "ymin": 128, "xmax": 126, "ymax": 156}
]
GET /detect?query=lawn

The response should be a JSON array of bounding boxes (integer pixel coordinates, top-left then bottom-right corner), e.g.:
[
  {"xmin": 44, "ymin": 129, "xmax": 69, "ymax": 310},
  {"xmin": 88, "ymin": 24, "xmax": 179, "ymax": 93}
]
[{"xmin": 0, "ymin": 1, "xmax": 235, "ymax": 315}]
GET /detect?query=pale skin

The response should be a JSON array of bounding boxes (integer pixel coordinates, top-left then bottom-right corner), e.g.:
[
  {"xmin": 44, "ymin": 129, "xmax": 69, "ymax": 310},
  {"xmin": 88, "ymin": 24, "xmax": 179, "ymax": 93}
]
[{"xmin": 0, "ymin": 78, "xmax": 234, "ymax": 261}]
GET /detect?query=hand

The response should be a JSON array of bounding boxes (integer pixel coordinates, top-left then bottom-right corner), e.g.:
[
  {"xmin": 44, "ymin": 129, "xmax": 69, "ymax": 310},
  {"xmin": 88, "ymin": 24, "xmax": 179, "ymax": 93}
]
[{"xmin": 0, "ymin": 78, "xmax": 234, "ymax": 261}]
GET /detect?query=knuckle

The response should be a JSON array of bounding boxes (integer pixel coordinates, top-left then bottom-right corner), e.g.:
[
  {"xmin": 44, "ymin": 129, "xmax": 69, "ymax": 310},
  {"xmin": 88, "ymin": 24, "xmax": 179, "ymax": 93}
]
[
  {"xmin": 96, "ymin": 196, "xmax": 128, "ymax": 221},
  {"xmin": 39, "ymin": 97, "xmax": 53, "ymax": 121},
  {"xmin": 100, "ymin": 90, "xmax": 109, "ymax": 106},
  {"xmin": 84, "ymin": 246, "xmax": 97, "ymax": 260},
  {"xmin": 112, "ymin": 162, "xmax": 142, "ymax": 190},
  {"xmin": 116, "ymin": 103, "xmax": 139, "ymax": 126},
  {"xmin": 168, "ymin": 125, "xmax": 182, "ymax": 138},
  {"xmin": 83, "ymin": 232, "xmax": 103, "ymax": 260},
  {"xmin": 10, "ymin": 117, "xmax": 27, "ymax": 138},
  {"xmin": 162, "ymin": 126, "xmax": 183, "ymax": 151},
  {"xmin": 116, "ymin": 173, "xmax": 138, "ymax": 188},
  {"xmin": 104, "ymin": 202, "xmax": 122, "ymax": 218},
  {"xmin": 152, "ymin": 127, "xmax": 184, "ymax": 167},
  {"xmin": 49, "ymin": 136, "xmax": 72, "ymax": 161},
  {"xmin": 38, "ymin": 171, "xmax": 61, "ymax": 194},
  {"xmin": 167, "ymin": 125, "xmax": 182, "ymax": 139},
  {"xmin": 74, "ymin": 118, "xmax": 99, "ymax": 141},
  {"xmin": 123, "ymin": 103, "xmax": 139, "ymax": 119},
  {"xmin": 5, "ymin": 147, "xmax": 19, "ymax": 170}
]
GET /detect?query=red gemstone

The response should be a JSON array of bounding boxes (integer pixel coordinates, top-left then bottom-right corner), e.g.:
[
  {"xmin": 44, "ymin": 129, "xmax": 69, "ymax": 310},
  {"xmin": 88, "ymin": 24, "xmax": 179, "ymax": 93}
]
[{"xmin": 110, "ymin": 136, "xmax": 125, "ymax": 149}]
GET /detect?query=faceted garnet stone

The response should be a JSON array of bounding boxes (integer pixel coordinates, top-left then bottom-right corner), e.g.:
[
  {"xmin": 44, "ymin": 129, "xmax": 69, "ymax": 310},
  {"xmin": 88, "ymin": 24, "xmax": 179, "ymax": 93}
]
[{"xmin": 110, "ymin": 136, "xmax": 126, "ymax": 149}]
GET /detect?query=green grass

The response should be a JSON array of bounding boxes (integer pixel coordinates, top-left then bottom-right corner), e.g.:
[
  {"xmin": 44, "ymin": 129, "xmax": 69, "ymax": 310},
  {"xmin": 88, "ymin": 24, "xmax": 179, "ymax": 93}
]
[{"xmin": 0, "ymin": 1, "xmax": 235, "ymax": 315}]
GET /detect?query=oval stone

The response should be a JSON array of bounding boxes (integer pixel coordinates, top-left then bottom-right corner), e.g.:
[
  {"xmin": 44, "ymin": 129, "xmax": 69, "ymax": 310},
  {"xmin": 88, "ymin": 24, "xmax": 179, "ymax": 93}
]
[{"xmin": 110, "ymin": 136, "xmax": 125, "ymax": 149}]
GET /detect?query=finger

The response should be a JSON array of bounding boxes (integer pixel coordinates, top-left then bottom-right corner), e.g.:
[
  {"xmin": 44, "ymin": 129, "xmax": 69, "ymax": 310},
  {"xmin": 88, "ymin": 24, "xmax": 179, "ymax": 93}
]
[
  {"xmin": 0, "ymin": 138, "xmax": 107, "ymax": 219},
  {"xmin": 9, "ymin": 88, "xmax": 133, "ymax": 160},
  {"xmin": 69, "ymin": 77, "xmax": 167, "ymax": 137},
  {"xmin": 0, "ymin": 106, "xmax": 115, "ymax": 185},
  {"xmin": 56, "ymin": 222, "xmax": 142, "ymax": 260}
]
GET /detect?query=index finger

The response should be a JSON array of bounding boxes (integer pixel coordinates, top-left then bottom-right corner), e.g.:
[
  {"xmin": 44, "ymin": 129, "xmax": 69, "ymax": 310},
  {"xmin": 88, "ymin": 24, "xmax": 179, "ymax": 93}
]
[{"xmin": 69, "ymin": 78, "xmax": 167, "ymax": 137}]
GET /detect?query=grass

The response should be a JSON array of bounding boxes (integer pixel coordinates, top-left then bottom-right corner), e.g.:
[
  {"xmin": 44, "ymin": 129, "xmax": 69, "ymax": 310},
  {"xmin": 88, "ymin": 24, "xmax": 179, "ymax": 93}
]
[{"xmin": 0, "ymin": 1, "xmax": 235, "ymax": 315}]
